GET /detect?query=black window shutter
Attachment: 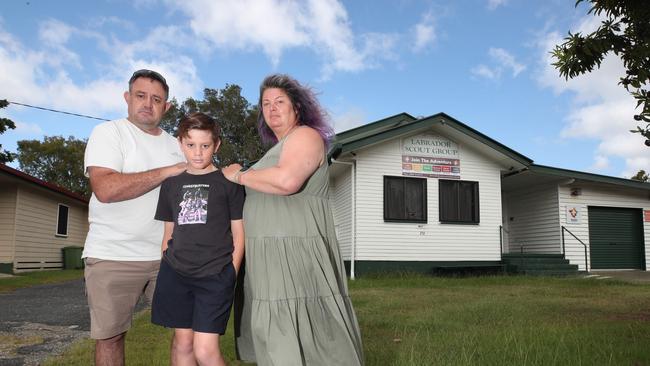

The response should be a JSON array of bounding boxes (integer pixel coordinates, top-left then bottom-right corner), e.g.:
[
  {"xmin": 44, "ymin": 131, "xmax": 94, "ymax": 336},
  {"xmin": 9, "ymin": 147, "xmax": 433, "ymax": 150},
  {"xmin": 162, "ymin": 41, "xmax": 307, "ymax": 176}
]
[
  {"xmin": 57, "ymin": 205, "xmax": 69, "ymax": 236},
  {"xmin": 404, "ymin": 178, "xmax": 424, "ymax": 220},
  {"xmin": 439, "ymin": 180, "xmax": 458, "ymax": 221},
  {"xmin": 385, "ymin": 177, "xmax": 405, "ymax": 220},
  {"xmin": 384, "ymin": 176, "xmax": 427, "ymax": 223},
  {"xmin": 439, "ymin": 180, "xmax": 479, "ymax": 223}
]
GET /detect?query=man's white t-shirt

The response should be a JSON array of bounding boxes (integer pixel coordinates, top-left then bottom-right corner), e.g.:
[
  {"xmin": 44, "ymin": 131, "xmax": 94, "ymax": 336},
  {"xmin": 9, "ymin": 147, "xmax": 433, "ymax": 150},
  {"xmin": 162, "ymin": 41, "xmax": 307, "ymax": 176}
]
[{"xmin": 83, "ymin": 118, "xmax": 185, "ymax": 261}]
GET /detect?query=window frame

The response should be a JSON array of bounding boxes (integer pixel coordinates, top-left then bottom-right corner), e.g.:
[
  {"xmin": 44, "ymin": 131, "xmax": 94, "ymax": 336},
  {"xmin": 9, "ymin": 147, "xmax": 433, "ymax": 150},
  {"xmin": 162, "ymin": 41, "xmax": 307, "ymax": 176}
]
[
  {"xmin": 438, "ymin": 179, "xmax": 480, "ymax": 224},
  {"xmin": 56, "ymin": 203, "xmax": 69, "ymax": 237},
  {"xmin": 383, "ymin": 175, "xmax": 428, "ymax": 223}
]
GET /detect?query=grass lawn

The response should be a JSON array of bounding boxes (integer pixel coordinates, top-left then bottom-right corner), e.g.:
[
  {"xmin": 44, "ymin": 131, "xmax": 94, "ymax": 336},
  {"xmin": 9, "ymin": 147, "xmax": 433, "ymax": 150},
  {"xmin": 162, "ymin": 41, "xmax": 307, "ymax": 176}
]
[
  {"xmin": 21, "ymin": 273, "xmax": 650, "ymax": 365},
  {"xmin": 0, "ymin": 269, "xmax": 84, "ymax": 293}
]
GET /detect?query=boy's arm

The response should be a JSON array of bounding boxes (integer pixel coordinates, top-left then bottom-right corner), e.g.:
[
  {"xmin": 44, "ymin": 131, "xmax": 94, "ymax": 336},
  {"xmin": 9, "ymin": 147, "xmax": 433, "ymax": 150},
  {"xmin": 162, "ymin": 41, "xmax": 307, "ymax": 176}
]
[
  {"xmin": 231, "ymin": 219, "xmax": 245, "ymax": 274},
  {"xmin": 161, "ymin": 221, "xmax": 174, "ymax": 255}
]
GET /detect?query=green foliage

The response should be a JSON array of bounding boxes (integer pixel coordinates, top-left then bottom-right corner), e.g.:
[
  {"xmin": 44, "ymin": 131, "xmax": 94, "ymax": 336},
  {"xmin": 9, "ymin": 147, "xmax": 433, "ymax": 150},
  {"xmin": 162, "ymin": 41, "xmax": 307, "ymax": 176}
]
[
  {"xmin": 631, "ymin": 169, "xmax": 649, "ymax": 182},
  {"xmin": 17, "ymin": 136, "xmax": 90, "ymax": 197},
  {"xmin": 159, "ymin": 85, "xmax": 265, "ymax": 167},
  {"xmin": 551, "ymin": 0, "xmax": 650, "ymax": 143},
  {"xmin": 0, "ymin": 99, "xmax": 17, "ymax": 163}
]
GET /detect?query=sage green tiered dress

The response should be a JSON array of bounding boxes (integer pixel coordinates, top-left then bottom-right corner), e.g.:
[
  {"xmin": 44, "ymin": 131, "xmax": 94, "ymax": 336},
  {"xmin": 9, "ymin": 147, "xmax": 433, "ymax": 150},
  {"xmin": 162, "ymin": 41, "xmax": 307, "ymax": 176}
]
[{"xmin": 234, "ymin": 135, "xmax": 364, "ymax": 366}]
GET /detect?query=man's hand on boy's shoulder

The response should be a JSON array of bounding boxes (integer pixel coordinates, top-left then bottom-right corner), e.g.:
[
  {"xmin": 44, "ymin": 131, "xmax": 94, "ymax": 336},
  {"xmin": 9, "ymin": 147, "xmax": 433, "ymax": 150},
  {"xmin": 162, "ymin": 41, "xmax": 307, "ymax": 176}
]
[{"xmin": 166, "ymin": 162, "xmax": 188, "ymax": 178}]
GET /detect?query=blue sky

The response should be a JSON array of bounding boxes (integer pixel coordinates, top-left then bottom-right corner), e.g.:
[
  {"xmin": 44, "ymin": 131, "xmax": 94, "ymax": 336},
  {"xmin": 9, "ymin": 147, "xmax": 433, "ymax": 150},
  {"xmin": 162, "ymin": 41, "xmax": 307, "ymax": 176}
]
[{"xmin": 1, "ymin": 0, "xmax": 647, "ymax": 178}]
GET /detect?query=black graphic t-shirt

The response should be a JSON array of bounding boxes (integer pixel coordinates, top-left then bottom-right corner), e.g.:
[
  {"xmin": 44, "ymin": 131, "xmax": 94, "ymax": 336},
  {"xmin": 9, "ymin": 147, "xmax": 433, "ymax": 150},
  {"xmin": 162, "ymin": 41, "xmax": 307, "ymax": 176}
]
[{"xmin": 155, "ymin": 170, "xmax": 245, "ymax": 277}]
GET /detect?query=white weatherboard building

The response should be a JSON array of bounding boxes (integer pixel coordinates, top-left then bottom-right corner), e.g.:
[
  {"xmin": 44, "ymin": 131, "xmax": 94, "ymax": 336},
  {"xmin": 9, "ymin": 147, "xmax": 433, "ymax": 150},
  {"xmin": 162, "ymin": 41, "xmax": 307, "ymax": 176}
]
[{"xmin": 328, "ymin": 113, "xmax": 649, "ymax": 277}]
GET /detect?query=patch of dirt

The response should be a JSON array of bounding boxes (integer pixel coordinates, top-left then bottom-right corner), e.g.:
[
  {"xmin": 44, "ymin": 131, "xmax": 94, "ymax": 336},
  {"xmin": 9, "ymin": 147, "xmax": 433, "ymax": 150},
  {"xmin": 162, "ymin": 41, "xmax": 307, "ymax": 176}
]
[{"xmin": 0, "ymin": 322, "xmax": 88, "ymax": 366}]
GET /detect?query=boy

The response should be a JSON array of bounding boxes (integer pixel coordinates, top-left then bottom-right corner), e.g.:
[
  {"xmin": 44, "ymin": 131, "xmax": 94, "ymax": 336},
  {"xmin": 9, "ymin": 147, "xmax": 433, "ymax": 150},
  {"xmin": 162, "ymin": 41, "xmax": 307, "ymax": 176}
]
[{"xmin": 152, "ymin": 112, "xmax": 245, "ymax": 366}]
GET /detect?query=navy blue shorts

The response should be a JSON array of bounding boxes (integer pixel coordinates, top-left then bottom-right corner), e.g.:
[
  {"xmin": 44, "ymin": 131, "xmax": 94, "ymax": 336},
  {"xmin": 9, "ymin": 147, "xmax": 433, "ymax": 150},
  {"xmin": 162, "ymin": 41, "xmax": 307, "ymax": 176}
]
[{"xmin": 151, "ymin": 260, "xmax": 236, "ymax": 334}]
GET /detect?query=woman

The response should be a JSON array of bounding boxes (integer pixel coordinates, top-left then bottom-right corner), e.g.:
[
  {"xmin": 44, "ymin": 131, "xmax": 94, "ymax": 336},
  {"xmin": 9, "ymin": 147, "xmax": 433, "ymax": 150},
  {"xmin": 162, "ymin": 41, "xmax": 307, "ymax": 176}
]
[{"xmin": 222, "ymin": 74, "xmax": 364, "ymax": 366}]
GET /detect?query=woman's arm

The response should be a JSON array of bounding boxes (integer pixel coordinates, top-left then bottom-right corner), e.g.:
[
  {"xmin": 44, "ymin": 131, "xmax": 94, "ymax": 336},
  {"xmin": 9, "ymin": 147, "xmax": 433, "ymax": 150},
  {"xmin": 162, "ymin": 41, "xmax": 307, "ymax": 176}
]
[
  {"xmin": 222, "ymin": 127, "xmax": 324, "ymax": 195},
  {"xmin": 230, "ymin": 219, "xmax": 245, "ymax": 274}
]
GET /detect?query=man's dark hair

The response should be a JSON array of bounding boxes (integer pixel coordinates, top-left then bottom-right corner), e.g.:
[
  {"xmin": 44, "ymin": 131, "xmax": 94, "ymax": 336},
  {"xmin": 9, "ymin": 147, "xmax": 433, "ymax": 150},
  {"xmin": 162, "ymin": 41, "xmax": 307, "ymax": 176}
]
[{"xmin": 128, "ymin": 69, "xmax": 169, "ymax": 100}]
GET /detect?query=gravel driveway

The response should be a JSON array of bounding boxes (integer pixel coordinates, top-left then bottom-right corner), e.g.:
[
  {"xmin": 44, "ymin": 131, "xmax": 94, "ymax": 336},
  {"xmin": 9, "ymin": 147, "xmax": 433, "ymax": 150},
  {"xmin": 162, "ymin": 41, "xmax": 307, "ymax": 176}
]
[
  {"xmin": 0, "ymin": 278, "xmax": 90, "ymax": 365},
  {"xmin": 0, "ymin": 278, "xmax": 151, "ymax": 366}
]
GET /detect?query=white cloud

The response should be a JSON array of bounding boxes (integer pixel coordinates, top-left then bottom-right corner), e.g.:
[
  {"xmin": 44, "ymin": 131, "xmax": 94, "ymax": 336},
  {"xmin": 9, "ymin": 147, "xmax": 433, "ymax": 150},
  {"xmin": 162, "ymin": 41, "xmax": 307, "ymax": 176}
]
[
  {"xmin": 133, "ymin": 0, "xmax": 159, "ymax": 9},
  {"xmin": 126, "ymin": 56, "xmax": 200, "ymax": 102},
  {"xmin": 331, "ymin": 107, "xmax": 367, "ymax": 133},
  {"xmin": 536, "ymin": 14, "xmax": 647, "ymax": 177},
  {"xmin": 412, "ymin": 12, "xmax": 436, "ymax": 52},
  {"xmin": 0, "ymin": 19, "xmax": 203, "ymax": 118},
  {"xmin": 487, "ymin": 0, "xmax": 508, "ymax": 11},
  {"xmin": 471, "ymin": 47, "xmax": 525, "ymax": 80},
  {"xmin": 88, "ymin": 16, "xmax": 137, "ymax": 32},
  {"xmin": 38, "ymin": 19, "xmax": 82, "ymax": 69},
  {"xmin": 165, "ymin": 0, "xmax": 396, "ymax": 78},
  {"xmin": 623, "ymin": 155, "xmax": 650, "ymax": 178},
  {"xmin": 307, "ymin": 0, "xmax": 362, "ymax": 71},
  {"xmin": 471, "ymin": 64, "xmax": 501, "ymax": 80},
  {"xmin": 0, "ymin": 28, "xmax": 49, "ymax": 103},
  {"xmin": 0, "ymin": 24, "xmax": 128, "ymax": 116},
  {"xmin": 360, "ymin": 33, "xmax": 399, "ymax": 63},
  {"xmin": 590, "ymin": 155, "xmax": 609, "ymax": 171},
  {"xmin": 39, "ymin": 19, "xmax": 75, "ymax": 45},
  {"xmin": 174, "ymin": 0, "xmax": 307, "ymax": 65},
  {"xmin": 560, "ymin": 93, "xmax": 635, "ymax": 140},
  {"xmin": 14, "ymin": 121, "xmax": 44, "ymax": 135},
  {"xmin": 489, "ymin": 47, "xmax": 525, "ymax": 77},
  {"xmin": 104, "ymin": 25, "xmax": 204, "ymax": 100}
]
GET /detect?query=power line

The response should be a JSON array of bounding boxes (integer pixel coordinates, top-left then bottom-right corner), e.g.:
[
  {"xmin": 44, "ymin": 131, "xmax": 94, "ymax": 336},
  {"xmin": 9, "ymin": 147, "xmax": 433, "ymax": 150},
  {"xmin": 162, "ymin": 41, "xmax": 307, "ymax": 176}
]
[{"xmin": 7, "ymin": 100, "xmax": 110, "ymax": 121}]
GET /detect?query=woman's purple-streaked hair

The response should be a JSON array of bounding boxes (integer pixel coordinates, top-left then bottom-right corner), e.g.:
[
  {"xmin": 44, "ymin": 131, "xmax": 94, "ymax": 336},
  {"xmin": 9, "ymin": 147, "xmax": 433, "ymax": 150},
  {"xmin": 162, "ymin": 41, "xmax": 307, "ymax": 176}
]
[{"xmin": 257, "ymin": 74, "xmax": 334, "ymax": 145}]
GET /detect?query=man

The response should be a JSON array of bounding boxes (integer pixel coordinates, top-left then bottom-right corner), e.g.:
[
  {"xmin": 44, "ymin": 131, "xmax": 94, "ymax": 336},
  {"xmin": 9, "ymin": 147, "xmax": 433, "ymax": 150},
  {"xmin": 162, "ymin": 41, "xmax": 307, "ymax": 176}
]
[{"xmin": 82, "ymin": 69, "xmax": 186, "ymax": 366}]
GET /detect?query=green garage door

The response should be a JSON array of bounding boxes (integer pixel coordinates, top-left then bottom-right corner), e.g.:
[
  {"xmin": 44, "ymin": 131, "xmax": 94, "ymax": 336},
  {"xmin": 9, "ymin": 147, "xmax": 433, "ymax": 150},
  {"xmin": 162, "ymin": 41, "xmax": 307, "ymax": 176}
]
[{"xmin": 588, "ymin": 206, "xmax": 645, "ymax": 270}]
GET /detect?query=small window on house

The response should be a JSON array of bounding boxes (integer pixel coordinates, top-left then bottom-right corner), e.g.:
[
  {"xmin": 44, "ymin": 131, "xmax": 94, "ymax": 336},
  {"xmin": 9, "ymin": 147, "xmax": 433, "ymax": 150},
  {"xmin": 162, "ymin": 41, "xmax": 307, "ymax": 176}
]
[
  {"xmin": 56, "ymin": 204, "xmax": 69, "ymax": 237},
  {"xmin": 439, "ymin": 180, "xmax": 479, "ymax": 224},
  {"xmin": 384, "ymin": 176, "xmax": 427, "ymax": 223}
]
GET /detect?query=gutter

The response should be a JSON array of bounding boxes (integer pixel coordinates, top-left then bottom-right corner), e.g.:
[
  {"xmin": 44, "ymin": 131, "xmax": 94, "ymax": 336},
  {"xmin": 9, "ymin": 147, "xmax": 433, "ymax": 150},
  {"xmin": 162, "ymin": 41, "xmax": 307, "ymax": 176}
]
[{"xmin": 331, "ymin": 158, "xmax": 356, "ymax": 280}]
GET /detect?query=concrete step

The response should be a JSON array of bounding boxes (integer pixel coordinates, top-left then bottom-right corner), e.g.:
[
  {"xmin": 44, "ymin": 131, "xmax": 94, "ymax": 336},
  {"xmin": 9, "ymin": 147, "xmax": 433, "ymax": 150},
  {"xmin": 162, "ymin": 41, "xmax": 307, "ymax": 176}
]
[
  {"xmin": 506, "ymin": 263, "xmax": 579, "ymax": 271},
  {"xmin": 502, "ymin": 254, "xmax": 580, "ymax": 276},
  {"xmin": 502, "ymin": 253, "xmax": 564, "ymax": 258},
  {"xmin": 503, "ymin": 258, "xmax": 571, "ymax": 265},
  {"xmin": 518, "ymin": 269, "xmax": 581, "ymax": 276}
]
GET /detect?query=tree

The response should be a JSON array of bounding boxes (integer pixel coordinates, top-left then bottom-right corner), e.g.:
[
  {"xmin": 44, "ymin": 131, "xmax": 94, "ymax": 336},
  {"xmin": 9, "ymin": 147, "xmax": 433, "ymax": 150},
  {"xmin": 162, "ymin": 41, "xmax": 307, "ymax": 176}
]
[
  {"xmin": 159, "ymin": 84, "xmax": 265, "ymax": 167},
  {"xmin": 16, "ymin": 136, "xmax": 90, "ymax": 197},
  {"xmin": 631, "ymin": 169, "xmax": 649, "ymax": 182},
  {"xmin": 551, "ymin": 0, "xmax": 650, "ymax": 145},
  {"xmin": 0, "ymin": 99, "xmax": 17, "ymax": 163}
]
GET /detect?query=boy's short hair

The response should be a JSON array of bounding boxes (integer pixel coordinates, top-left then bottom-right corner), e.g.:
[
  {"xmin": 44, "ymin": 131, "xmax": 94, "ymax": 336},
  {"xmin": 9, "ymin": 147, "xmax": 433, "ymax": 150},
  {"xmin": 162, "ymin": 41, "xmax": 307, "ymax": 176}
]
[{"xmin": 177, "ymin": 112, "xmax": 221, "ymax": 144}]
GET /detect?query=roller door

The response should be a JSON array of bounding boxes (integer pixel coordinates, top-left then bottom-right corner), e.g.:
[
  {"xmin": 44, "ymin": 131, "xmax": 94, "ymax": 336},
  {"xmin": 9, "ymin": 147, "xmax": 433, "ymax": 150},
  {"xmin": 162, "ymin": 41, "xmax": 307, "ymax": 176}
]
[{"xmin": 588, "ymin": 206, "xmax": 645, "ymax": 270}]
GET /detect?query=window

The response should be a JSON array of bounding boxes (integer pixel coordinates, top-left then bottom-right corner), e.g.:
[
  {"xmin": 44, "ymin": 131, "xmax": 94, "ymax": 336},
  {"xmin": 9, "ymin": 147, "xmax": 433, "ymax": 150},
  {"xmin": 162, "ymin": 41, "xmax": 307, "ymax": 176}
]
[
  {"xmin": 56, "ymin": 204, "xmax": 69, "ymax": 237},
  {"xmin": 384, "ymin": 176, "xmax": 427, "ymax": 223},
  {"xmin": 439, "ymin": 180, "xmax": 479, "ymax": 224}
]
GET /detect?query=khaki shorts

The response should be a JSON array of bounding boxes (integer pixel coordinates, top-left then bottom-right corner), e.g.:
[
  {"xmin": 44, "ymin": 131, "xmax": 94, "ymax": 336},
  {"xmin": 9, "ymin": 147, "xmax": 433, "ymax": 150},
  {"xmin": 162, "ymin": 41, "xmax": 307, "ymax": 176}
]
[{"xmin": 84, "ymin": 258, "xmax": 160, "ymax": 339}]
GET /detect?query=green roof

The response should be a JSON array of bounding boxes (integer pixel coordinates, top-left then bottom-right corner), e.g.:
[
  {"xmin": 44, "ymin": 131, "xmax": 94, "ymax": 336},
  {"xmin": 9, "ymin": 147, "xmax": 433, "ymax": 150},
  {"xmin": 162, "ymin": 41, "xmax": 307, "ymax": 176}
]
[
  {"xmin": 530, "ymin": 164, "xmax": 650, "ymax": 190},
  {"xmin": 329, "ymin": 112, "xmax": 649, "ymax": 191},
  {"xmin": 330, "ymin": 112, "xmax": 533, "ymax": 166}
]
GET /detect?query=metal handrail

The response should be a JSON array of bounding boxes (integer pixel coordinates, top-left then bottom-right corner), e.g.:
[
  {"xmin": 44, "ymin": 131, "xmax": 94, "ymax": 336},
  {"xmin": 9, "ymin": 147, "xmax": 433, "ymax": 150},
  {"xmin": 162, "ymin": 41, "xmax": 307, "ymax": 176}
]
[{"xmin": 561, "ymin": 226, "xmax": 589, "ymax": 273}]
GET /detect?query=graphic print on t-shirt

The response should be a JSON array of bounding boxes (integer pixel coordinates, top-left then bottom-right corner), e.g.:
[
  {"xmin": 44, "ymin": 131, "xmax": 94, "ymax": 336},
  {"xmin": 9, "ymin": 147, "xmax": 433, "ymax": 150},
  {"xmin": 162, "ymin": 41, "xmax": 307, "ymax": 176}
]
[{"xmin": 178, "ymin": 184, "xmax": 209, "ymax": 225}]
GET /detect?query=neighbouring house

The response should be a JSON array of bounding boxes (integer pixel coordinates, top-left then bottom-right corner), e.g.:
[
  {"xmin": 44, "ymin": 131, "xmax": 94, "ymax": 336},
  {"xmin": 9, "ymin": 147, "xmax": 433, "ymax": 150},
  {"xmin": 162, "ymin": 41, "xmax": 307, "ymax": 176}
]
[
  {"xmin": 0, "ymin": 164, "xmax": 88, "ymax": 273},
  {"xmin": 328, "ymin": 113, "xmax": 650, "ymax": 277}
]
